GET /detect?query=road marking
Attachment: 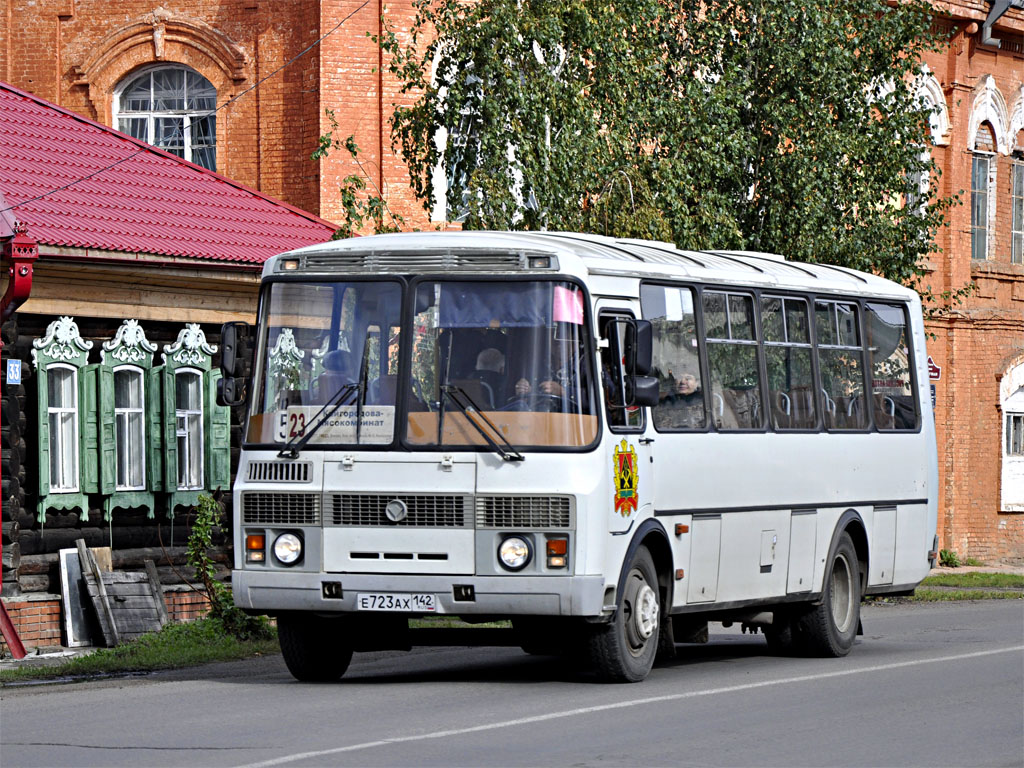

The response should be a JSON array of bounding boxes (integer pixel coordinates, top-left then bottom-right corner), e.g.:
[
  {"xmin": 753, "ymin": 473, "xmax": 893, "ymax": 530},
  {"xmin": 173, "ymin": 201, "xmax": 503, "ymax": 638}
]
[{"xmin": 237, "ymin": 645, "xmax": 1024, "ymax": 768}]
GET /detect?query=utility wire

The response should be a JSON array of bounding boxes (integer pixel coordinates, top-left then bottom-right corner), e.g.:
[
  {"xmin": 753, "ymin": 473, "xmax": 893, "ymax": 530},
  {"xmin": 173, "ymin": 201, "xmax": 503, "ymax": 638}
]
[{"xmin": 1, "ymin": 0, "xmax": 372, "ymax": 215}]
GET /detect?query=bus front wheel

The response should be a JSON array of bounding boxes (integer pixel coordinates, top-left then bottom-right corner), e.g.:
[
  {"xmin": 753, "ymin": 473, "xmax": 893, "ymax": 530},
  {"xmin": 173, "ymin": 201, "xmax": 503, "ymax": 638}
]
[
  {"xmin": 587, "ymin": 546, "xmax": 661, "ymax": 683},
  {"xmin": 795, "ymin": 532, "xmax": 861, "ymax": 657},
  {"xmin": 278, "ymin": 614, "xmax": 353, "ymax": 682}
]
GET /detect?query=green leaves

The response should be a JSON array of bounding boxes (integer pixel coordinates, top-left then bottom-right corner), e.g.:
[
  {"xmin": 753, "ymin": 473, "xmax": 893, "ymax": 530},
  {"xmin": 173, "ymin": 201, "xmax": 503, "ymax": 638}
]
[
  {"xmin": 379, "ymin": 0, "xmax": 953, "ymax": 285},
  {"xmin": 186, "ymin": 493, "xmax": 271, "ymax": 640}
]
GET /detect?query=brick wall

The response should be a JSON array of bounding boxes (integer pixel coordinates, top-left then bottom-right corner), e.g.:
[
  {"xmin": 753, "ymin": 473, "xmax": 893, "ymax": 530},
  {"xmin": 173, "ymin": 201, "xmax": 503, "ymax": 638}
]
[
  {"xmin": 0, "ymin": 595, "xmax": 62, "ymax": 651},
  {"xmin": 0, "ymin": 587, "xmax": 214, "ymax": 654}
]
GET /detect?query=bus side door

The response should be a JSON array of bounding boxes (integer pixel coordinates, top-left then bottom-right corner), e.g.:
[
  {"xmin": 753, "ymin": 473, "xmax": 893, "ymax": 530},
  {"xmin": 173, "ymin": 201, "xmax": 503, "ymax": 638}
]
[{"xmin": 597, "ymin": 307, "xmax": 654, "ymax": 534}]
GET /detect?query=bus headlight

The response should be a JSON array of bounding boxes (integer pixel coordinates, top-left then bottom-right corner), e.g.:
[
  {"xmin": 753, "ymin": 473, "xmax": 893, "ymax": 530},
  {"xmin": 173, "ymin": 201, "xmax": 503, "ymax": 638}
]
[
  {"xmin": 273, "ymin": 533, "xmax": 303, "ymax": 565},
  {"xmin": 498, "ymin": 536, "xmax": 532, "ymax": 571}
]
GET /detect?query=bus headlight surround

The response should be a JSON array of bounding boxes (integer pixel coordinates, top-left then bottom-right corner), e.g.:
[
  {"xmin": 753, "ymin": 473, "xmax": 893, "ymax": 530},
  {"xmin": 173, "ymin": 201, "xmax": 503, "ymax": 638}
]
[
  {"xmin": 273, "ymin": 533, "xmax": 303, "ymax": 565},
  {"xmin": 498, "ymin": 536, "xmax": 532, "ymax": 571}
]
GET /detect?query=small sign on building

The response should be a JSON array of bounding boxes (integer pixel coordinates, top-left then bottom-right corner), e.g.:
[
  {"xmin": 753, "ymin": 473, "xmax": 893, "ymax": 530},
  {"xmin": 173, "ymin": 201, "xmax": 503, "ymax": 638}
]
[
  {"xmin": 927, "ymin": 356, "xmax": 941, "ymax": 381},
  {"xmin": 6, "ymin": 358, "xmax": 22, "ymax": 385}
]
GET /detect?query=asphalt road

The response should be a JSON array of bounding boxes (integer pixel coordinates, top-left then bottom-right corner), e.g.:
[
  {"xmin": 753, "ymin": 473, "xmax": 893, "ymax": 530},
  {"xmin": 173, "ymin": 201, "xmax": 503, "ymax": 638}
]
[{"xmin": 1, "ymin": 600, "xmax": 1022, "ymax": 768}]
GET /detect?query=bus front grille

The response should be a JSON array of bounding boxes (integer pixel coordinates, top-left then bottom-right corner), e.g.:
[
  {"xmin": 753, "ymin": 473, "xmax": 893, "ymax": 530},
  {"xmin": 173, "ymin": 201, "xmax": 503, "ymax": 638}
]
[
  {"xmin": 241, "ymin": 492, "xmax": 321, "ymax": 525},
  {"xmin": 475, "ymin": 495, "xmax": 574, "ymax": 529},
  {"xmin": 328, "ymin": 494, "xmax": 472, "ymax": 528}
]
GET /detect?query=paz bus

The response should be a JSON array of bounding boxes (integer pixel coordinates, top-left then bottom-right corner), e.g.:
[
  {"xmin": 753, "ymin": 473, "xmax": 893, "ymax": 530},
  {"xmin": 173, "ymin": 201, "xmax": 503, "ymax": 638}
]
[{"xmin": 218, "ymin": 231, "xmax": 938, "ymax": 683}]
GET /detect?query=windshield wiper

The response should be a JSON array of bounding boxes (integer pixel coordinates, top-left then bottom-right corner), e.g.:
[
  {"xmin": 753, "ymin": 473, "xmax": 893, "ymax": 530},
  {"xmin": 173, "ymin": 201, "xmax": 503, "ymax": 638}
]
[
  {"xmin": 441, "ymin": 385, "xmax": 524, "ymax": 462},
  {"xmin": 277, "ymin": 383, "xmax": 359, "ymax": 459}
]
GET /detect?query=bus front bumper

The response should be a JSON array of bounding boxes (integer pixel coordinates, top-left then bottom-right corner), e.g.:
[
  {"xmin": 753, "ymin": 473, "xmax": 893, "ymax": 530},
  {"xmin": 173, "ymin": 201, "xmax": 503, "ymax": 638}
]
[{"xmin": 233, "ymin": 569, "xmax": 608, "ymax": 617}]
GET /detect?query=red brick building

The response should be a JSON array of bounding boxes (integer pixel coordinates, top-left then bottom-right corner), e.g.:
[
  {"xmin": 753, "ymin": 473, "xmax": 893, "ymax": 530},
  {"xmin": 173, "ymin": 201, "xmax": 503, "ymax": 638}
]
[
  {"xmin": 916, "ymin": 5, "xmax": 1024, "ymax": 563},
  {"xmin": 2, "ymin": 0, "xmax": 1022, "ymax": 563}
]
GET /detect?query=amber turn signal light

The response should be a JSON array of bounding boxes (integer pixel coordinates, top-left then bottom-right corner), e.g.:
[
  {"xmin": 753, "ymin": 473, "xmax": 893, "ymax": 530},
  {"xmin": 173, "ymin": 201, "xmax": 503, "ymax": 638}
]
[
  {"xmin": 246, "ymin": 533, "xmax": 266, "ymax": 563},
  {"xmin": 546, "ymin": 539, "xmax": 568, "ymax": 556},
  {"xmin": 546, "ymin": 538, "xmax": 568, "ymax": 569}
]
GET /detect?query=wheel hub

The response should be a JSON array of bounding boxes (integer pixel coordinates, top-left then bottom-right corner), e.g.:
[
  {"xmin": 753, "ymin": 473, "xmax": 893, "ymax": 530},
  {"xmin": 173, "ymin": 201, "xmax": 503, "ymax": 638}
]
[{"xmin": 633, "ymin": 583, "xmax": 658, "ymax": 641}]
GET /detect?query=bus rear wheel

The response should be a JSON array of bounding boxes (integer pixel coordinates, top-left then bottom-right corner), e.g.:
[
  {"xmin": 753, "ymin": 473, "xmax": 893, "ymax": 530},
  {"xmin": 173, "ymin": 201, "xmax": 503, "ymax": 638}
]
[
  {"xmin": 795, "ymin": 532, "xmax": 861, "ymax": 657},
  {"xmin": 278, "ymin": 614, "xmax": 353, "ymax": 682},
  {"xmin": 586, "ymin": 546, "xmax": 660, "ymax": 683}
]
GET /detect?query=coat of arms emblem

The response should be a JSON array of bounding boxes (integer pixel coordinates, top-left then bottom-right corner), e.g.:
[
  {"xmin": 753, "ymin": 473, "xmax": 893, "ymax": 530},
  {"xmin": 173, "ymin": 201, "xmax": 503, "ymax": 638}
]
[{"xmin": 613, "ymin": 438, "xmax": 638, "ymax": 517}]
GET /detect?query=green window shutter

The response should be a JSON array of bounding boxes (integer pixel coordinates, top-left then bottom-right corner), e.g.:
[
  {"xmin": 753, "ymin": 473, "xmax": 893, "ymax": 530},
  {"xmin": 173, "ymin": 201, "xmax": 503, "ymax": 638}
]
[
  {"xmin": 37, "ymin": 366, "xmax": 50, "ymax": 496},
  {"xmin": 79, "ymin": 365, "xmax": 100, "ymax": 495},
  {"xmin": 162, "ymin": 366, "xmax": 178, "ymax": 492},
  {"xmin": 147, "ymin": 366, "xmax": 164, "ymax": 492},
  {"xmin": 96, "ymin": 364, "xmax": 115, "ymax": 495},
  {"xmin": 205, "ymin": 370, "xmax": 231, "ymax": 492}
]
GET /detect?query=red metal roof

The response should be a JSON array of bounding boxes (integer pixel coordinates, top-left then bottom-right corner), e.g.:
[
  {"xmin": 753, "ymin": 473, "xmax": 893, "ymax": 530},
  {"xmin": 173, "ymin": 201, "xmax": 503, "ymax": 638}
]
[{"xmin": 0, "ymin": 82, "xmax": 337, "ymax": 264}]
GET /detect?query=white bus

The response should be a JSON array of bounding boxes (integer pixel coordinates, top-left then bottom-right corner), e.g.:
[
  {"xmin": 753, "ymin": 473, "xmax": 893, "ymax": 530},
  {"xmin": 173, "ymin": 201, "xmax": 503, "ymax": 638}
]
[{"xmin": 219, "ymin": 231, "xmax": 938, "ymax": 683}]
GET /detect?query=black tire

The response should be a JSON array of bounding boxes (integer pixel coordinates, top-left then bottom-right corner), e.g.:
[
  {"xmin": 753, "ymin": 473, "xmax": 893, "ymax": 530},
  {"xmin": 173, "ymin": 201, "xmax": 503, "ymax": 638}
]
[
  {"xmin": 763, "ymin": 615, "xmax": 797, "ymax": 655},
  {"xmin": 277, "ymin": 614, "xmax": 353, "ymax": 682},
  {"xmin": 586, "ymin": 546, "xmax": 661, "ymax": 682},
  {"xmin": 795, "ymin": 532, "xmax": 861, "ymax": 657},
  {"xmin": 513, "ymin": 616, "xmax": 583, "ymax": 657}
]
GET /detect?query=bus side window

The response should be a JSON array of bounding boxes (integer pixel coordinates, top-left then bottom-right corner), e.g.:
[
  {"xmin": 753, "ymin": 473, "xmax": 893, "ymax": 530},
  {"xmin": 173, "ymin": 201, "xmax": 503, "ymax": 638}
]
[
  {"xmin": 761, "ymin": 296, "xmax": 816, "ymax": 430},
  {"xmin": 815, "ymin": 301, "xmax": 868, "ymax": 430},
  {"xmin": 639, "ymin": 284, "xmax": 707, "ymax": 431},
  {"xmin": 866, "ymin": 303, "xmax": 919, "ymax": 431},
  {"xmin": 703, "ymin": 291, "xmax": 764, "ymax": 430},
  {"xmin": 599, "ymin": 314, "xmax": 643, "ymax": 430}
]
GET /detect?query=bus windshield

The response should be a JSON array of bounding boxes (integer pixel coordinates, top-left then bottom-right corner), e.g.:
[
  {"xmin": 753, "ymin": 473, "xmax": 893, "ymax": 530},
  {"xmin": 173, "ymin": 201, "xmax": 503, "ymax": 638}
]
[
  {"xmin": 246, "ymin": 280, "xmax": 403, "ymax": 446},
  {"xmin": 405, "ymin": 280, "xmax": 598, "ymax": 450}
]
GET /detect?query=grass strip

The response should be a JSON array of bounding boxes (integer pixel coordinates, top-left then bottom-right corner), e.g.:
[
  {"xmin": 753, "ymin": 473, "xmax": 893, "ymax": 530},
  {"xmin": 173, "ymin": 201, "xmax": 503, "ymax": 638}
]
[
  {"xmin": 0, "ymin": 617, "xmax": 279, "ymax": 684},
  {"xmin": 920, "ymin": 572, "xmax": 1024, "ymax": 589},
  {"xmin": 908, "ymin": 588, "xmax": 1024, "ymax": 602}
]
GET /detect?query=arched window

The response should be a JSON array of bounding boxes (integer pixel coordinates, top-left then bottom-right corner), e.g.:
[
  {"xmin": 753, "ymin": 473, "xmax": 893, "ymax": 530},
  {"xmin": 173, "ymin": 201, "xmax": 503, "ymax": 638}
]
[
  {"xmin": 971, "ymin": 123, "xmax": 997, "ymax": 261},
  {"xmin": 1013, "ymin": 143, "xmax": 1023, "ymax": 265},
  {"xmin": 1002, "ymin": 361, "xmax": 1024, "ymax": 512},
  {"xmin": 114, "ymin": 66, "xmax": 217, "ymax": 170}
]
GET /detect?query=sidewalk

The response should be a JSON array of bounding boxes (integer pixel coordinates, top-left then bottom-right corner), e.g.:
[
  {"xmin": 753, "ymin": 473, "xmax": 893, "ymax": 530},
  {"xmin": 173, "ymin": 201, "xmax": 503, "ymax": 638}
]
[{"xmin": 0, "ymin": 646, "xmax": 97, "ymax": 671}]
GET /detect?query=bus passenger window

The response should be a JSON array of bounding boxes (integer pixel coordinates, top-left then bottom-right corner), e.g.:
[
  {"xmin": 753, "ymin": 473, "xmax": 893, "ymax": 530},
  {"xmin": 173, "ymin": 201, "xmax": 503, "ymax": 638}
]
[
  {"xmin": 761, "ymin": 297, "xmax": 816, "ymax": 430},
  {"xmin": 816, "ymin": 301, "xmax": 868, "ymax": 430},
  {"xmin": 639, "ymin": 285, "xmax": 707, "ymax": 431},
  {"xmin": 703, "ymin": 291, "xmax": 763, "ymax": 430},
  {"xmin": 866, "ymin": 303, "xmax": 919, "ymax": 430}
]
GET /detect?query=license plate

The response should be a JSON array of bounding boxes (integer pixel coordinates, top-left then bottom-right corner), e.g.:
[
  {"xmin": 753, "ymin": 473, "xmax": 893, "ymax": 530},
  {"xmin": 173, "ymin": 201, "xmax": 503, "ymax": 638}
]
[{"xmin": 356, "ymin": 593, "xmax": 436, "ymax": 612}]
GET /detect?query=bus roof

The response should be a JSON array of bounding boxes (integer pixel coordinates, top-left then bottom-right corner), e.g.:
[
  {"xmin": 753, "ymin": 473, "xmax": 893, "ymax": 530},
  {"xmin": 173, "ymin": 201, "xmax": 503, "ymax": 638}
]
[{"xmin": 270, "ymin": 230, "xmax": 917, "ymax": 301}]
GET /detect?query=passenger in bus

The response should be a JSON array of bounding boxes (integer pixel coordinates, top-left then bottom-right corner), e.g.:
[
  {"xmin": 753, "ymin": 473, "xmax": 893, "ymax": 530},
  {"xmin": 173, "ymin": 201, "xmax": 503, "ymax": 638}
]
[{"xmin": 658, "ymin": 372, "xmax": 706, "ymax": 429}]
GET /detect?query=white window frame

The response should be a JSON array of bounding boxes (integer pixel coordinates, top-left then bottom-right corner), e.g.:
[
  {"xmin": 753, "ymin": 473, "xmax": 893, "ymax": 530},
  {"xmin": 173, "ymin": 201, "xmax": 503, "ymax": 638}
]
[
  {"xmin": 1007, "ymin": 412, "xmax": 1024, "ymax": 457},
  {"xmin": 112, "ymin": 65, "xmax": 217, "ymax": 170},
  {"xmin": 47, "ymin": 363, "xmax": 79, "ymax": 493},
  {"xmin": 1001, "ymin": 364, "xmax": 1024, "ymax": 513},
  {"xmin": 1012, "ymin": 158, "xmax": 1023, "ymax": 265},
  {"xmin": 971, "ymin": 149, "xmax": 996, "ymax": 261},
  {"xmin": 175, "ymin": 368, "xmax": 205, "ymax": 491},
  {"xmin": 113, "ymin": 365, "xmax": 147, "ymax": 492}
]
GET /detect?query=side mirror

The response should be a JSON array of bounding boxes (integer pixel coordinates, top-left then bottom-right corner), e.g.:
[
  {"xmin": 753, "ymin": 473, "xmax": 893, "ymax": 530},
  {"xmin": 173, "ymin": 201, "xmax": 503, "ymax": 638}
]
[
  {"xmin": 633, "ymin": 320, "xmax": 653, "ymax": 376},
  {"xmin": 220, "ymin": 321, "xmax": 251, "ymax": 378},
  {"xmin": 217, "ymin": 376, "xmax": 246, "ymax": 408},
  {"xmin": 619, "ymin": 318, "xmax": 653, "ymax": 376},
  {"xmin": 631, "ymin": 375, "xmax": 659, "ymax": 407}
]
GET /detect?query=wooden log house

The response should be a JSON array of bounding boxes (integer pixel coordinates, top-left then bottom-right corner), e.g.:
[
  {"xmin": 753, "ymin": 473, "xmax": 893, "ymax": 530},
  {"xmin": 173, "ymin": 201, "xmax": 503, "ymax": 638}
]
[{"xmin": 0, "ymin": 82, "xmax": 336, "ymax": 624}]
